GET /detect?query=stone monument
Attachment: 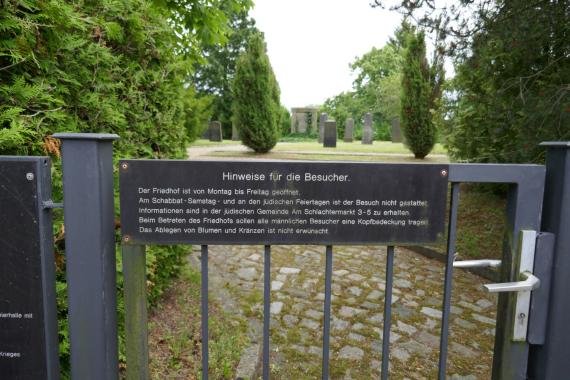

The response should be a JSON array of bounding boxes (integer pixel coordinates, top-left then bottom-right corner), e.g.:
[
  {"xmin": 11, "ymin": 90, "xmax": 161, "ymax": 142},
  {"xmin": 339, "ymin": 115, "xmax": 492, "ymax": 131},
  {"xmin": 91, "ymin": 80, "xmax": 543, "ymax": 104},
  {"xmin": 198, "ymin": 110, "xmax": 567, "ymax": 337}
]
[
  {"xmin": 361, "ymin": 113, "xmax": 373, "ymax": 145},
  {"xmin": 290, "ymin": 107, "xmax": 319, "ymax": 133},
  {"xmin": 208, "ymin": 121, "xmax": 223, "ymax": 142},
  {"xmin": 391, "ymin": 117, "xmax": 403, "ymax": 143},
  {"xmin": 344, "ymin": 118, "xmax": 354, "ymax": 142},
  {"xmin": 318, "ymin": 113, "xmax": 328, "ymax": 143},
  {"xmin": 323, "ymin": 120, "xmax": 337, "ymax": 148},
  {"xmin": 232, "ymin": 123, "xmax": 240, "ymax": 141}
]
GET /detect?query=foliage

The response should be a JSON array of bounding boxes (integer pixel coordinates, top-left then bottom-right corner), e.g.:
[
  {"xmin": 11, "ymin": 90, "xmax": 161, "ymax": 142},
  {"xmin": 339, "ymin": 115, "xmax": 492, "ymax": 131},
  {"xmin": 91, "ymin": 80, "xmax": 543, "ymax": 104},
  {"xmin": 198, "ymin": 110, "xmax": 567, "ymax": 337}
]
[
  {"xmin": 323, "ymin": 27, "xmax": 410, "ymax": 141},
  {"xmin": 374, "ymin": 0, "xmax": 569, "ymax": 164},
  {"xmin": 442, "ymin": 0, "xmax": 570, "ymax": 163},
  {"xmin": 0, "ymin": 0, "xmax": 247, "ymax": 375},
  {"xmin": 191, "ymin": 8, "xmax": 259, "ymax": 136},
  {"xmin": 279, "ymin": 106, "xmax": 291, "ymax": 136},
  {"xmin": 232, "ymin": 32, "xmax": 281, "ymax": 153},
  {"xmin": 400, "ymin": 29, "xmax": 438, "ymax": 158}
]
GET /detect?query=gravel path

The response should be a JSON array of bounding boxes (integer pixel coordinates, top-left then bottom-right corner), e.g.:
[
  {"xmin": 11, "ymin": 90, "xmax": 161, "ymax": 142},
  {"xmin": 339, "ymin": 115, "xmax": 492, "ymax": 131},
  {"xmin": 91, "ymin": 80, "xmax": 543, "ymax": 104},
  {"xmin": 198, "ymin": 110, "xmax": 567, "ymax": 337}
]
[{"xmin": 191, "ymin": 244, "xmax": 496, "ymax": 379}]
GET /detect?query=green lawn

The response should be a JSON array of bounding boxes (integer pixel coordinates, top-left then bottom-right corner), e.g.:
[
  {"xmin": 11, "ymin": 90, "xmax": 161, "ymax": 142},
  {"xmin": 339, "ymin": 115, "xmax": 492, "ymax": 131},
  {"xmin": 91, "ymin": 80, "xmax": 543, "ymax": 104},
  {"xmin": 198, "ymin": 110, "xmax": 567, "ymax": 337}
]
[
  {"xmin": 190, "ymin": 139, "xmax": 447, "ymax": 155},
  {"xmin": 274, "ymin": 140, "xmax": 447, "ymax": 155}
]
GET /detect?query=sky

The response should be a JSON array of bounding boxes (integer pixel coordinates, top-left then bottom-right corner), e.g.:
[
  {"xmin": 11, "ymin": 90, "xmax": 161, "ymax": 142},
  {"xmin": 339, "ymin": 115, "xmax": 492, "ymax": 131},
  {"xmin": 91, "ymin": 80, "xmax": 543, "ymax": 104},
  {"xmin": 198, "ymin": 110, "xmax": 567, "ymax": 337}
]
[{"xmin": 250, "ymin": 0, "xmax": 403, "ymax": 110}]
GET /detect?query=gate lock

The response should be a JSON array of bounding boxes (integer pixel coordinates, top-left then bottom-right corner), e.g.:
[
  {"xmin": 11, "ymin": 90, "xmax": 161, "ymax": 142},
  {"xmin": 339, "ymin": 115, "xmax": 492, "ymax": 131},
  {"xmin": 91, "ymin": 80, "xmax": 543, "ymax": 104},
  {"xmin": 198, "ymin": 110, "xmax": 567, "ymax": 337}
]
[{"xmin": 454, "ymin": 230, "xmax": 555, "ymax": 343}]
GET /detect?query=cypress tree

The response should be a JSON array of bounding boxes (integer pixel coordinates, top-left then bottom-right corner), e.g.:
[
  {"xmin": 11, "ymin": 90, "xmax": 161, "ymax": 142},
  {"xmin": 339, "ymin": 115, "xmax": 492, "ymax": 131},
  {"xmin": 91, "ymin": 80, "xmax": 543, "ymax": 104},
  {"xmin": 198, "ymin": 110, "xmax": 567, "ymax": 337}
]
[
  {"xmin": 232, "ymin": 33, "xmax": 280, "ymax": 153},
  {"xmin": 400, "ymin": 30, "xmax": 436, "ymax": 159}
]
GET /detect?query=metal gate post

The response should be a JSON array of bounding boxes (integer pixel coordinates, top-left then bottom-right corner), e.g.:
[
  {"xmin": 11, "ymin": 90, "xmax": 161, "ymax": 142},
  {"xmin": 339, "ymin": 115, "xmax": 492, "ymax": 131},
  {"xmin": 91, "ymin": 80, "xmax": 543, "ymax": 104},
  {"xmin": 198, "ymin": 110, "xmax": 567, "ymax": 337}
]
[
  {"xmin": 528, "ymin": 142, "xmax": 570, "ymax": 379},
  {"xmin": 54, "ymin": 133, "xmax": 120, "ymax": 380}
]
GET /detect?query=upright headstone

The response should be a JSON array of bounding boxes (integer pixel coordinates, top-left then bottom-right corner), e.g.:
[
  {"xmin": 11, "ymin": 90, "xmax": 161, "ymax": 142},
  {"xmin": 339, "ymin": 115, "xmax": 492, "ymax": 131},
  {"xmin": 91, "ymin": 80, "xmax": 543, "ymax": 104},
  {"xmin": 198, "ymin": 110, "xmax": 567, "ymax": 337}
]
[
  {"xmin": 344, "ymin": 118, "xmax": 354, "ymax": 142},
  {"xmin": 391, "ymin": 117, "xmax": 403, "ymax": 143},
  {"xmin": 362, "ymin": 112, "xmax": 373, "ymax": 145},
  {"xmin": 323, "ymin": 120, "xmax": 337, "ymax": 148},
  {"xmin": 208, "ymin": 121, "xmax": 222, "ymax": 142},
  {"xmin": 231, "ymin": 124, "xmax": 240, "ymax": 141},
  {"xmin": 318, "ymin": 113, "xmax": 328, "ymax": 143}
]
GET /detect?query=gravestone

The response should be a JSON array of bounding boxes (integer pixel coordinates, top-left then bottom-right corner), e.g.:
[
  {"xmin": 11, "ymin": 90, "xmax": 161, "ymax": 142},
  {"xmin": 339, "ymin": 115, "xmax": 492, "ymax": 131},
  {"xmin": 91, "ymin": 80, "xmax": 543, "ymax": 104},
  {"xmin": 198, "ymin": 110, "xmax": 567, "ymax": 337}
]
[
  {"xmin": 344, "ymin": 118, "xmax": 354, "ymax": 142},
  {"xmin": 318, "ymin": 113, "xmax": 328, "ymax": 143},
  {"xmin": 391, "ymin": 117, "xmax": 403, "ymax": 143},
  {"xmin": 362, "ymin": 113, "xmax": 373, "ymax": 145},
  {"xmin": 0, "ymin": 157, "xmax": 59, "ymax": 380},
  {"xmin": 324, "ymin": 120, "xmax": 337, "ymax": 148},
  {"xmin": 232, "ymin": 124, "xmax": 240, "ymax": 141},
  {"xmin": 290, "ymin": 107, "xmax": 319, "ymax": 133},
  {"xmin": 208, "ymin": 121, "xmax": 223, "ymax": 142}
]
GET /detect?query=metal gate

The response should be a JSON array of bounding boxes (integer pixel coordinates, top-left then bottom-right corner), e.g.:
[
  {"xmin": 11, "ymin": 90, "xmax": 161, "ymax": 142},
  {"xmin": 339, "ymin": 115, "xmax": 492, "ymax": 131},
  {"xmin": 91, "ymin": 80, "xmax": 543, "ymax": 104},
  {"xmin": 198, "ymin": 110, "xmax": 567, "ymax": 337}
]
[{"xmin": 3, "ymin": 134, "xmax": 569, "ymax": 379}]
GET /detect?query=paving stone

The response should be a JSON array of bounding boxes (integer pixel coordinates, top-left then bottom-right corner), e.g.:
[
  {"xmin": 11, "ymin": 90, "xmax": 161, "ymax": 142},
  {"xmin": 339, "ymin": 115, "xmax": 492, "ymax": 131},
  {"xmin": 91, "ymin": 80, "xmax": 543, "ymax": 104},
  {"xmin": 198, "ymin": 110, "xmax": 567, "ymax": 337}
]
[
  {"xmin": 396, "ymin": 320, "xmax": 417, "ymax": 335},
  {"xmin": 290, "ymin": 344, "xmax": 306, "ymax": 353},
  {"xmin": 361, "ymin": 301, "xmax": 378, "ymax": 310},
  {"xmin": 451, "ymin": 342, "xmax": 478, "ymax": 358},
  {"xmin": 237, "ymin": 267, "xmax": 257, "ymax": 281},
  {"xmin": 451, "ymin": 306, "xmax": 464, "ymax": 315},
  {"xmin": 301, "ymin": 318, "xmax": 320, "ymax": 330},
  {"xmin": 271, "ymin": 281, "xmax": 284, "ymax": 291},
  {"xmin": 392, "ymin": 305, "xmax": 415, "ymax": 318},
  {"xmin": 334, "ymin": 269, "xmax": 350, "ymax": 276},
  {"xmin": 454, "ymin": 318, "xmax": 476, "ymax": 330},
  {"xmin": 275, "ymin": 274, "xmax": 287, "ymax": 282},
  {"xmin": 338, "ymin": 346, "xmax": 364, "ymax": 360},
  {"xmin": 392, "ymin": 347, "xmax": 411, "ymax": 362},
  {"xmin": 352, "ymin": 323, "xmax": 365, "ymax": 331},
  {"xmin": 247, "ymin": 253, "xmax": 261, "ymax": 261},
  {"xmin": 472, "ymin": 313, "xmax": 495, "ymax": 325},
  {"xmin": 305, "ymin": 309, "xmax": 323, "ymax": 320},
  {"xmin": 282, "ymin": 314, "xmax": 298, "ymax": 328},
  {"xmin": 347, "ymin": 273, "xmax": 365, "ymax": 282},
  {"xmin": 367, "ymin": 290, "xmax": 383, "ymax": 301},
  {"xmin": 332, "ymin": 317, "xmax": 349, "ymax": 331},
  {"xmin": 307, "ymin": 346, "xmax": 321, "ymax": 356},
  {"xmin": 416, "ymin": 331, "xmax": 440, "ymax": 348},
  {"xmin": 270, "ymin": 302, "xmax": 283, "ymax": 315},
  {"xmin": 279, "ymin": 267, "xmax": 301, "ymax": 274},
  {"xmin": 348, "ymin": 286, "xmax": 363, "ymax": 296},
  {"xmin": 339, "ymin": 306, "xmax": 366, "ymax": 318},
  {"xmin": 370, "ymin": 313, "xmax": 383, "ymax": 324},
  {"xmin": 449, "ymin": 375, "xmax": 477, "ymax": 380},
  {"xmin": 476, "ymin": 298, "xmax": 494, "ymax": 309},
  {"xmin": 421, "ymin": 307, "xmax": 442, "ymax": 319},
  {"xmin": 347, "ymin": 333, "xmax": 365, "ymax": 342},
  {"xmin": 395, "ymin": 279, "xmax": 412, "ymax": 288},
  {"xmin": 458, "ymin": 300, "xmax": 483, "ymax": 312}
]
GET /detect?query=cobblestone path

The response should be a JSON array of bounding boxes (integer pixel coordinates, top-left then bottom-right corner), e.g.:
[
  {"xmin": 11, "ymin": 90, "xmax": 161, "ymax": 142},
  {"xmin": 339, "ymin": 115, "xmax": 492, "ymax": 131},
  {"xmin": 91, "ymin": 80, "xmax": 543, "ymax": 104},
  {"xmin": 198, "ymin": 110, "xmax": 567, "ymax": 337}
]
[{"xmin": 191, "ymin": 245, "xmax": 497, "ymax": 379}]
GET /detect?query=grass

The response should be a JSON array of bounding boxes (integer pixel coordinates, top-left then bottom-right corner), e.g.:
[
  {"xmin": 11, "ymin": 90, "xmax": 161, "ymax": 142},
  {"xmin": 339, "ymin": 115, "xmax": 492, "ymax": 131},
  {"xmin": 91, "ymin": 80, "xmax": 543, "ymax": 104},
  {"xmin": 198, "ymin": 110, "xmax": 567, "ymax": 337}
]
[
  {"xmin": 147, "ymin": 260, "xmax": 248, "ymax": 379},
  {"xmin": 273, "ymin": 140, "xmax": 447, "ymax": 155},
  {"xmin": 189, "ymin": 138, "xmax": 447, "ymax": 155}
]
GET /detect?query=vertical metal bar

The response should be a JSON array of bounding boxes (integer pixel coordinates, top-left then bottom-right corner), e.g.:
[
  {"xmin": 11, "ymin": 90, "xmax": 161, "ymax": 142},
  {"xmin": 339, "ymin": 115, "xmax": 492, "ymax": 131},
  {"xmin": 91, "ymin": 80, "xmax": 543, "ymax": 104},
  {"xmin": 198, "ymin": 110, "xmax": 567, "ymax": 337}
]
[
  {"xmin": 381, "ymin": 245, "xmax": 395, "ymax": 380},
  {"xmin": 201, "ymin": 245, "xmax": 209, "ymax": 380},
  {"xmin": 322, "ymin": 245, "xmax": 333, "ymax": 380},
  {"xmin": 529, "ymin": 142, "xmax": 570, "ymax": 378},
  {"xmin": 263, "ymin": 245, "xmax": 271, "ymax": 380},
  {"xmin": 438, "ymin": 182, "xmax": 460, "ymax": 380},
  {"xmin": 122, "ymin": 244, "xmax": 149, "ymax": 380},
  {"xmin": 54, "ymin": 133, "xmax": 119, "ymax": 380}
]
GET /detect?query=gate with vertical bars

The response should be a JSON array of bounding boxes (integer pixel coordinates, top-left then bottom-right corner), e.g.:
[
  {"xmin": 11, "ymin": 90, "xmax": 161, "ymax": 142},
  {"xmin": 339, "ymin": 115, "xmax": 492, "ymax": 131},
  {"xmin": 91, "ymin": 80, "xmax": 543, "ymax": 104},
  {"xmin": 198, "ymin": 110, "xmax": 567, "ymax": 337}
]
[{"xmin": 18, "ymin": 133, "xmax": 566, "ymax": 380}]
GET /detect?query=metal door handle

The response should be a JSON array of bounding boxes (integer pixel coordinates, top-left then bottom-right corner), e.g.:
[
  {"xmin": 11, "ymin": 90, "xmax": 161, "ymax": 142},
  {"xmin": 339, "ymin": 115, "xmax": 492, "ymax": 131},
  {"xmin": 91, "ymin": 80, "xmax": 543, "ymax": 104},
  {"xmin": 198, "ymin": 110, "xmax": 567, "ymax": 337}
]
[
  {"xmin": 453, "ymin": 259, "xmax": 501, "ymax": 269},
  {"xmin": 484, "ymin": 271, "xmax": 540, "ymax": 293}
]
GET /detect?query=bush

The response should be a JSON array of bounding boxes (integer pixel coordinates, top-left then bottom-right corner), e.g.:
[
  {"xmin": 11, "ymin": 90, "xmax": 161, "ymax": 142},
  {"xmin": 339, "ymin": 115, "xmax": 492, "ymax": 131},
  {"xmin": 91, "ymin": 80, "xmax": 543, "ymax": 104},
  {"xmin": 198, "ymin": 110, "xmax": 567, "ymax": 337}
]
[
  {"xmin": 400, "ymin": 30, "xmax": 436, "ymax": 158},
  {"xmin": 232, "ymin": 33, "xmax": 280, "ymax": 153}
]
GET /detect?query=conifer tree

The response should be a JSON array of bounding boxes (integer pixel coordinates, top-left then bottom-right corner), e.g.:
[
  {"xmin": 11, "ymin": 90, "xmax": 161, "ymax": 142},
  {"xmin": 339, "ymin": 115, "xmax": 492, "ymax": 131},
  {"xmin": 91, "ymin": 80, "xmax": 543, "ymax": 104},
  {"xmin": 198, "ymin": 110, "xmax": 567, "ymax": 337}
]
[
  {"xmin": 232, "ymin": 32, "xmax": 280, "ymax": 153},
  {"xmin": 400, "ymin": 30, "xmax": 436, "ymax": 159}
]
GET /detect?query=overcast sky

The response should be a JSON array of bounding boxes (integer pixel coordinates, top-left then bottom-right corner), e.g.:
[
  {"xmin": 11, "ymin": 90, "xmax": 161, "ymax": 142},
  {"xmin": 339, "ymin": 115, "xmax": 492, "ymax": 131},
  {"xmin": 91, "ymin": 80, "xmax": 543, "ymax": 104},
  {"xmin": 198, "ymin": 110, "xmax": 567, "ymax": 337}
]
[{"xmin": 250, "ymin": 0, "xmax": 403, "ymax": 110}]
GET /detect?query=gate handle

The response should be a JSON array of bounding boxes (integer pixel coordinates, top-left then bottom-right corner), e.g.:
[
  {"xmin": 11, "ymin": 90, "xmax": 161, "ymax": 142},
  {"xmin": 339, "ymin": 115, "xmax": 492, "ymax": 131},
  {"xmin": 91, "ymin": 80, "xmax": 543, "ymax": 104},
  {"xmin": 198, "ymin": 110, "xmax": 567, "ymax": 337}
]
[
  {"xmin": 453, "ymin": 259, "xmax": 501, "ymax": 269},
  {"xmin": 484, "ymin": 271, "xmax": 540, "ymax": 293}
]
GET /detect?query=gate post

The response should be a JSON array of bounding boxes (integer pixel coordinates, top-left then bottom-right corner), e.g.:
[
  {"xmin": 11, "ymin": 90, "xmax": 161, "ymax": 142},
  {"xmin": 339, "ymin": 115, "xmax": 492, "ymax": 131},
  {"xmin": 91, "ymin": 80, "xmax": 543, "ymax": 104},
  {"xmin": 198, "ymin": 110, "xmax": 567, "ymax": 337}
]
[
  {"xmin": 528, "ymin": 142, "xmax": 570, "ymax": 378},
  {"xmin": 54, "ymin": 133, "xmax": 120, "ymax": 380}
]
